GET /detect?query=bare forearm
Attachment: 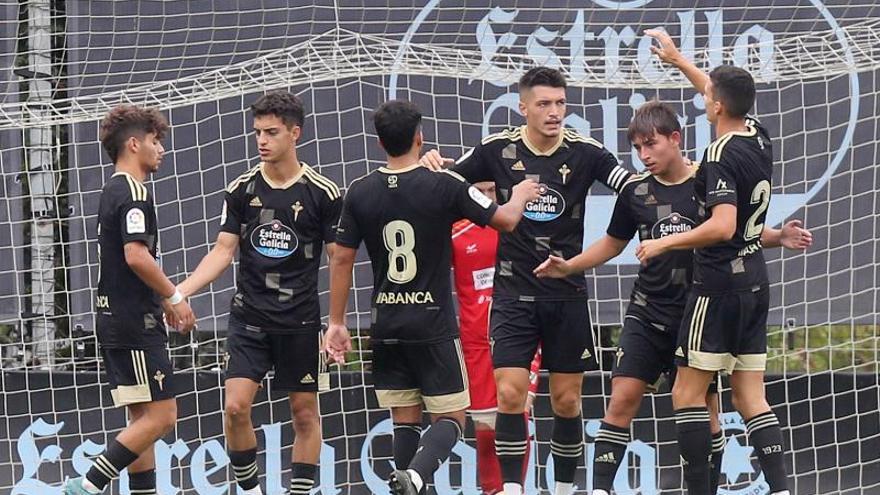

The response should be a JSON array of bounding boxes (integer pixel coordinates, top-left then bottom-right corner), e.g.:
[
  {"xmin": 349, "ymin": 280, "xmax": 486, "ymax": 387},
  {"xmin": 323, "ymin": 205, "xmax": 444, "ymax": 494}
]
[
  {"xmin": 760, "ymin": 227, "xmax": 782, "ymax": 248},
  {"xmin": 128, "ymin": 254, "xmax": 176, "ymax": 298},
  {"xmin": 329, "ymin": 257, "xmax": 354, "ymax": 325},
  {"xmin": 673, "ymin": 56, "xmax": 710, "ymax": 95},
  {"xmin": 568, "ymin": 236, "xmax": 627, "ymax": 273},
  {"xmin": 491, "ymin": 200, "xmax": 527, "ymax": 232},
  {"xmin": 663, "ymin": 219, "xmax": 731, "ymax": 251},
  {"xmin": 178, "ymin": 248, "xmax": 233, "ymax": 297}
]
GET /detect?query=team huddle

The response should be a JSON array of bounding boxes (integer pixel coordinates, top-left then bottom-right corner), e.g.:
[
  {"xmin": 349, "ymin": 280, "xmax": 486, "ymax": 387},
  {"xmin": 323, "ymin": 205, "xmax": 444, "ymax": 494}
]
[{"xmin": 66, "ymin": 32, "xmax": 812, "ymax": 495}]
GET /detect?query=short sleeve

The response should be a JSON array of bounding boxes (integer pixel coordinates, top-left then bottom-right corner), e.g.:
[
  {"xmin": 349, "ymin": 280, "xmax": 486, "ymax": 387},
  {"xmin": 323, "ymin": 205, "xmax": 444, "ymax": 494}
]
[
  {"xmin": 322, "ymin": 195, "xmax": 344, "ymax": 243},
  {"xmin": 335, "ymin": 188, "xmax": 363, "ymax": 249},
  {"xmin": 450, "ymin": 142, "xmax": 494, "ymax": 183},
  {"xmin": 219, "ymin": 190, "xmax": 245, "ymax": 235},
  {"xmin": 605, "ymin": 191, "xmax": 638, "ymax": 241},
  {"xmin": 119, "ymin": 198, "xmax": 153, "ymax": 245},
  {"xmin": 444, "ymin": 171, "xmax": 498, "ymax": 226},
  {"xmin": 703, "ymin": 161, "xmax": 738, "ymax": 208}
]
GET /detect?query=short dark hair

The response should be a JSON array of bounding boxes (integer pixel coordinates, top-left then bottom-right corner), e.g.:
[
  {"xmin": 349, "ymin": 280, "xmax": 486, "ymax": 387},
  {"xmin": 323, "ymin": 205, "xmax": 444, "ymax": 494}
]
[
  {"xmin": 627, "ymin": 100, "xmax": 682, "ymax": 142},
  {"xmin": 518, "ymin": 66, "xmax": 567, "ymax": 91},
  {"xmin": 99, "ymin": 104, "xmax": 168, "ymax": 163},
  {"xmin": 251, "ymin": 91, "xmax": 305, "ymax": 128},
  {"xmin": 373, "ymin": 100, "xmax": 422, "ymax": 157},
  {"xmin": 709, "ymin": 65, "xmax": 756, "ymax": 118}
]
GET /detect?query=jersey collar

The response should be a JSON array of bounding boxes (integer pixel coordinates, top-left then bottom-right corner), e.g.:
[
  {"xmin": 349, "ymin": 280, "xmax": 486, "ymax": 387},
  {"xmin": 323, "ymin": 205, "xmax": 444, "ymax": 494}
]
[
  {"xmin": 111, "ymin": 170, "xmax": 144, "ymax": 185},
  {"xmin": 260, "ymin": 161, "xmax": 308, "ymax": 189},
  {"xmin": 521, "ymin": 125, "xmax": 565, "ymax": 157},
  {"xmin": 378, "ymin": 163, "xmax": 421, "ymax": 174}
]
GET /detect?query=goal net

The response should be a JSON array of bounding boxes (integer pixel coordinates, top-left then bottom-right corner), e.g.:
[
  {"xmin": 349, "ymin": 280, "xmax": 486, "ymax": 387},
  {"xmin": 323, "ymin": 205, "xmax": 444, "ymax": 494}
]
[{"xmin": 0, "ymin": 1, "xmax": 878, "ymax": 493}]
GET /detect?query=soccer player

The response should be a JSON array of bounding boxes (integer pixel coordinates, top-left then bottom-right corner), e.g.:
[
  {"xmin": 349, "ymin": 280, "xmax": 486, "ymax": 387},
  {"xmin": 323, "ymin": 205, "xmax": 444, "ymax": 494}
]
[
  {"xmin": 325, "ymin": 99, "xmax": 541, "ymax": 495},
  {"xmin": 177, "ymin": 92, "xmax": 341, "ymax": 495},
  {"xmin": 421, "ymin": 66, "xmax": 631, "ymax": 495},
  {"xmin": 637, "ymin": 30, "xmax": 795, "ymax": 495},
  {"xmin": 534, "ymin": 100, "xmax": 812, "ymax": 494},
  {"xmin": 64, "ymin": 105, "xmax": 196, "ymax": 495},
  {"xmin": 451, "ymin": 183, "xmax": 543, "ymax": 494}
]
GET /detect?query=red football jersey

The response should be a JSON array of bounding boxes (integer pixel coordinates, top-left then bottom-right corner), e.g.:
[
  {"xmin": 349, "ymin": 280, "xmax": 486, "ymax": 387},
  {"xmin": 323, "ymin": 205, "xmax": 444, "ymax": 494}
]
[{"xmin": 451, "ymin": 219, "xmax": 498, "ymax": 348}]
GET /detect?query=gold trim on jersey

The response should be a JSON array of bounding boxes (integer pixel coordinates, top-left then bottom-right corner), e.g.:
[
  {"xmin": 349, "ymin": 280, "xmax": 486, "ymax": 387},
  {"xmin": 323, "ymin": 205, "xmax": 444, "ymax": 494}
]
[
  {"xmin": 653, "ymin": 159, "xmax": 699, "ymax": 186},
  {"xmin": 621, "ymin": 171, "xmax": 651, "ymax": 188},
  {"xmin": 706, "ymin": 123, "xmax": 757, "ymax": 162},
  {"xmin": 375, "ymin": 388, "xmax": 422, "ymax": 408},
  {"xmin": 225, "ymin": 164, "xmax": 262, "ymax": 193},
  {"xmin": 481, "ymin": 125, "xmax": 604, "ymax": 157},
  {"xmin": 440, "ymin": 169, "xmax": 467, "ymax": 182},
  {"xmin": 378, "ymin": 163, "xmax": 421, "ymax": 174},
  {"xmin": 112, "ymin": 171, "xmax": 148, "ymax": 201},
  {"xmin": 261, "ymin": 162, "xmax": 307, "ymax": 190},
  {"xmin": 302, "ymin": 163, "xmax": 341, "ymax": 200}
]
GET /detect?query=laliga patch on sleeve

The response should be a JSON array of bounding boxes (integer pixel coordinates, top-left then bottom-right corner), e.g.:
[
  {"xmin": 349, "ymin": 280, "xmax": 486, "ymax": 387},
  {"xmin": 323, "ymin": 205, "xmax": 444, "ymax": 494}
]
[
  {"xmin": 468, "ymin": 186, "xmax": 493, "ymax": 209},
  {"xmin": 126, "ymin": 208, "xmax": 146, "ymax": 234}
]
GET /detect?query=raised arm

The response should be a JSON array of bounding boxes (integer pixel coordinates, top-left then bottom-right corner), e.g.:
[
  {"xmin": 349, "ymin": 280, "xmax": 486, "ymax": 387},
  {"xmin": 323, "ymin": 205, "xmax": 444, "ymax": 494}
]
[{"xmin": 645, "ymin": 29, "xmax": 710, "ymax": 96}]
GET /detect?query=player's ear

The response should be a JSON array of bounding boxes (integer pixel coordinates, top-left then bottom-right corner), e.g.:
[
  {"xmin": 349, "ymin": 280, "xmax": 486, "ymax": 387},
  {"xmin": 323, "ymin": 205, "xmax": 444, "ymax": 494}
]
[
  {"xmin": 290, "ymin": 124, "xmax": 301, "ymax": 144},
  {"xmin": 518, "ymin": 97, "xmax": 528, "ymax": 118},
  {"xmin": 670, "ymin": 130, "xmax": 682, "ymax": 148},
  {"xmin": 127, "ymin": 135, "xmax": 140, "ymax": 156}
]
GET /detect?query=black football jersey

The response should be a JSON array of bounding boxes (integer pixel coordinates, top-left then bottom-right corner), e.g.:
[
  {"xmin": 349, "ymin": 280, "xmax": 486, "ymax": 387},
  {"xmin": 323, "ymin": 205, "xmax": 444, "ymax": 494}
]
[
  {"xmin": 453, "ymin": 126, "xmax": 629, "ymax": 301},
  {"xmin": 335, "ymin": 164, "xmax": 498, "ymax": 344},
  {"xmin": 692, "ymin": 117, "xmax": 772, "ymax": 294},
  {"xmin": 95, "ymin": 172, "xmax": 166, "ymax": 349},
  {"xmin": 606, "ymin": 168, "xmax": 699, "ymax": 330},
  {"xmin": 220, "ymin": 163, "xmax": 342, "ymax": 332}
]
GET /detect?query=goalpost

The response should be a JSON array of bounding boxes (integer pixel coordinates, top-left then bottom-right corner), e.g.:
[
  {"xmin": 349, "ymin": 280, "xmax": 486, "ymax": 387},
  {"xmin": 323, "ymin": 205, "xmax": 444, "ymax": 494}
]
[{"xmin": 0, "ymin": 1, "xmax": 877, "ymax": 493}]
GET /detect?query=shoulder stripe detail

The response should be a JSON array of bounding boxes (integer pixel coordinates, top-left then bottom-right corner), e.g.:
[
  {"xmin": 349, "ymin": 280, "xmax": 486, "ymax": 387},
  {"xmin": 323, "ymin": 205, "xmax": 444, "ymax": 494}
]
[
  {"xmin": 303, "ymin": 167, "xmax": 341, "ymax": 199},
  {"xmin": 607, "ymin": 165, "xmax": 630, "ymax": 192},
  {"xmin": 440, "ymin": 169, "xmax": 467, "ymax": 182},
  {"xmin": 481, "ymin": 127, "xmax": 522, "ymax": 145},
  {"xmin": 451, "ymin": 221, "xmax": 478, "ymax": 240},
  {"xmin": 621, "ymin": 171, "xmax": 651, "ymax": 188},
  {"xmin": 708, "ymin": 134, "xmax": 735, "ymax": 162},
  {"xmin": 225, "ymin": 164, "xmax": 261, "ymax": 193},
  {"xmin": 124, "ymin": 175, "xmax": 147, "ymax": 201},
  {"xmin": 563, "ymin": 129, "xmax": 603, "ymax": 149},
  {"xmin": 455, "ymin": 147, "xmax": 475, "ymax": 165}
]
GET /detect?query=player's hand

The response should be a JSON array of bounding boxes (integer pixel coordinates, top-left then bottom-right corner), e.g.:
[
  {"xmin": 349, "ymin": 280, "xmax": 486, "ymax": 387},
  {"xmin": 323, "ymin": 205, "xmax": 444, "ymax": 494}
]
[
  {"xmin": 324, "ymin": 322, "xmax": 352, "ymax": 365},
  {"xmin": 533, "ymin": 255, "xmax": 572, "ymax": 279},
  {"xmin": 419, "ymin": 149, "xmax": 454, "ymax": 171},
  {"xmin": 161, "ymin": 299, "xmax": 181, "ymax": 330},
  {"xmin": 171, "ymin": 299, "xmax": 196, "ymax": 334},
  {"xmin": 644, "ymin": 29, "xmax": 683, "ymax": 66},
  {"xmin": 780, "ymin": 219, "xmax": 813, "ymax": 251},
  {"xmin": 636, "ymin": 238, "xmax": 667, "ymax": 264},
  {"xmin": 511, "ymin": 178, "xmax": 542, "ymax": 204}
]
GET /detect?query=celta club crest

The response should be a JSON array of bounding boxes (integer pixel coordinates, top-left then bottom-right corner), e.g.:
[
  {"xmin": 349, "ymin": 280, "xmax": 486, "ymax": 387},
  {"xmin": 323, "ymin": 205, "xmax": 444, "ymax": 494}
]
[
  {"xmin": 153, "ymin": 370, "xmax": 165, "ymax": 391},
  {"xmin": 292, "ymin": 201, "xmax": 304, "ymax": 222},
  {"xmin": 559, "ymin": 164, "xmax": 571, "ymax": 185}
]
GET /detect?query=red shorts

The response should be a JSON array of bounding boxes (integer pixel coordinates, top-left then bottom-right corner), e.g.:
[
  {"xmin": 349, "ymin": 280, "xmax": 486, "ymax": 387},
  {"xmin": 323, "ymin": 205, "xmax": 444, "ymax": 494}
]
[{"xmin": 462, "ymin": 344, "xmax": 497, "ymax": 413}]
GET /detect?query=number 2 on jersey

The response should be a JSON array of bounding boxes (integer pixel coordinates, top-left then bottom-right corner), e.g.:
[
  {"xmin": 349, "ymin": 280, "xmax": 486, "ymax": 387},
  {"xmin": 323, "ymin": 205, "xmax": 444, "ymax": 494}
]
[
  {"xmin": 744, "ymin": 180, "xmax": 771, "ymax": 240},
  {"xmin": 383, "ymin": 220, "xmax": 417, "ymax": 284}
]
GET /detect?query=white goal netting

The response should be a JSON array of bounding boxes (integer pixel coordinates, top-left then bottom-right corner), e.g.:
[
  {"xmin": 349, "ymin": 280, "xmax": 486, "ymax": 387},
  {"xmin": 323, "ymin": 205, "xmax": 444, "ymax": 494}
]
[{"xmin": 0, "ymin": 1, "xmax": 878, "ymax": 494}]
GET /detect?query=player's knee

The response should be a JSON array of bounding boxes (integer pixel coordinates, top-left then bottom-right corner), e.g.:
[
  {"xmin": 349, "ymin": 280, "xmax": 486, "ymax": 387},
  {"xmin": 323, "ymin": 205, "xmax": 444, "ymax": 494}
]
[
  {"xmin": 550, "ymin": 388, "xmax": 581, "ymax": 417},
  {"xmin": 292, "ymin": 405, "xmax": 321, "ymax": 434},
  {"xmin": 496, "ymin": 381, "xmax": 527, "ymax": 411},
  {"xmin": 671, "ymin": 381, "xmax": 701, "ymax": 409},
  {"xmin": 224, "ymin": 397, "xmax": 253, "ymax": 423},
  {"xmin": 145, "ymin": 401, "xmax": 177, "ymax": 435}
]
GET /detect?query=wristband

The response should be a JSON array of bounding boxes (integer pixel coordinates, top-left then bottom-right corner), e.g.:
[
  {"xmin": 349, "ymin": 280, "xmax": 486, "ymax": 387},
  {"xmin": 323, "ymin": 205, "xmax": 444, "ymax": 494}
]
[{"xmin": 168, "ymin": 288, "xmax": 184, "ymax": 305}]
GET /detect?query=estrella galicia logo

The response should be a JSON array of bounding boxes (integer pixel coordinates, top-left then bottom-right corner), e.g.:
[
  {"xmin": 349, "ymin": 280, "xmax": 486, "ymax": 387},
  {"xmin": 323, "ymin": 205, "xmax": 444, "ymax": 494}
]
[
  {"xmin": 651, "ymin": 212, "xmax": 695, "ymax": 239},
  {"xmin": 523, "ymin": 186, "xmax": 565, "ymax": 221},
  {"xmin": 251, "ymin": 220, "xmax": 298, "ymax": 258}
]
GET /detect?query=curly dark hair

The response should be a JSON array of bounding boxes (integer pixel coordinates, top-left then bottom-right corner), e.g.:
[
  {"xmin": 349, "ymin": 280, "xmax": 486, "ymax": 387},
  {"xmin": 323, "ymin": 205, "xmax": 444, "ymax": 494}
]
[
  {"xmin": 251, "ymin": 91, "xmax": 305, "ymax": 128},
  {"xmin": 99, "ymin": 104, "xmax": 168, "ymax": 162}
]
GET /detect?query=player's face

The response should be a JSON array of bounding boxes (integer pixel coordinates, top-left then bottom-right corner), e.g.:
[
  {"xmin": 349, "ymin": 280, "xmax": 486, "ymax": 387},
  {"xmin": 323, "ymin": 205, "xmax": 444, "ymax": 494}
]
[
  {"xmin": 631, "ymin": 130, "xmax": 681, "ymax": 176},
  {"xmin": 253, "ymin": 115, "xmax": 300, "ymax": 164},
  {"xmin": 520, "ymin": 85, "xmax": 566, "ymax": 139},
  {"xmin": 134, "ymin": 132, "xmax": 164, "ymax": 173},
  {"xmin": 474, "ymin": 181, "xmax": 496, "ymax": 202}
]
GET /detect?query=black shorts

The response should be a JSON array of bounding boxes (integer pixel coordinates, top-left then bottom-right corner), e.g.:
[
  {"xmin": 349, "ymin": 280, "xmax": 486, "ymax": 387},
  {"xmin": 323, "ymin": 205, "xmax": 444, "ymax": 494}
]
[
  {"xmin": 371, "ymin": 338, "xmax": 470, "ymax": 414},
  {"xmin": 101, "ymin": 346, "xmax": 176, "ymax": 407},
  {"xmin": 676, "ymin": 286, "xmax": 769, "ymax": 373},
  {"xmin": 613, "ymin": 316, "xmax": 718, "ymax": 394},
  {"xmin": 225, "ymin": 317, "xmax": 328, "ymax": 392},
  {"xmin": 489, "ymin": 296, "xmax": 596, "ymax": 373}
]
